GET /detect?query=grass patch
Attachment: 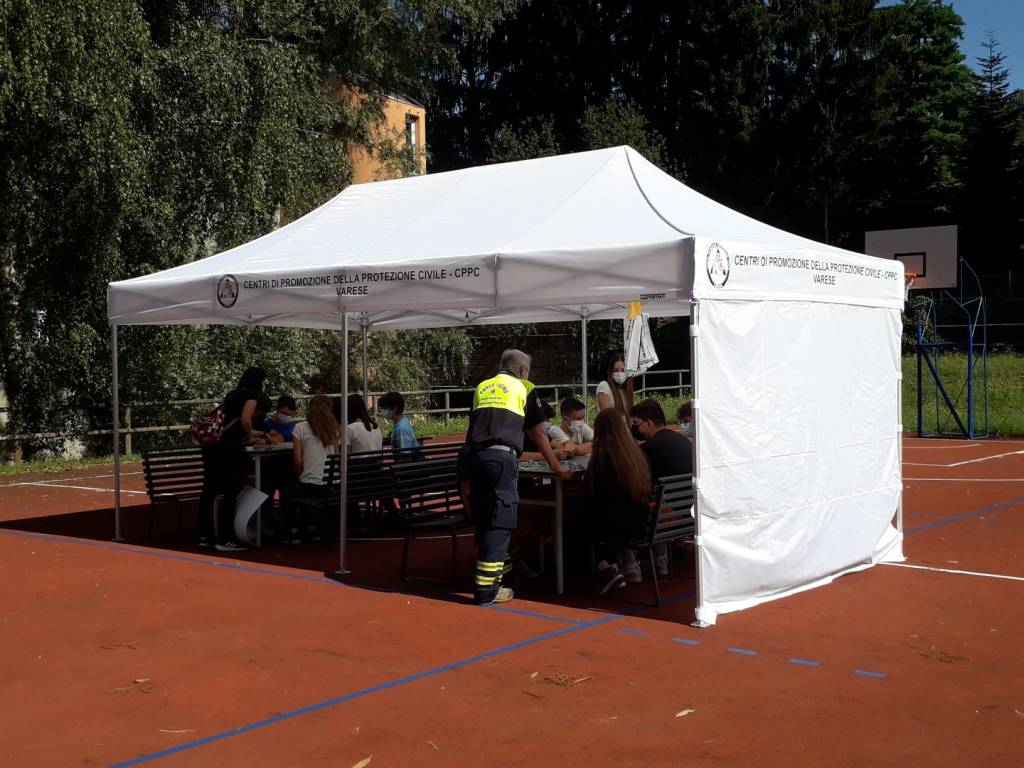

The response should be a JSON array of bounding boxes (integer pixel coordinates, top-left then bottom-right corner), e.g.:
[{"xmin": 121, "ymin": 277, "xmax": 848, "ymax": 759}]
[
  {"xmin": 0, "ymin": 454, "xmax": 142, "ymax": 475},
  {"xmin": 407, "ymin": 415, "xmax": 469, "ymax": 438},
  {"xmin": 902, "ymin": 352, "xmax": 1024, "ymax": 437}
]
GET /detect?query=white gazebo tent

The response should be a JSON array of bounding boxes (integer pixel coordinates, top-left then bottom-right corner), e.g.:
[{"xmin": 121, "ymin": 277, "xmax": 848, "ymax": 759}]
[{"xmin": 107, "ymin": 146, "xmax": 906, "ymax": 625}]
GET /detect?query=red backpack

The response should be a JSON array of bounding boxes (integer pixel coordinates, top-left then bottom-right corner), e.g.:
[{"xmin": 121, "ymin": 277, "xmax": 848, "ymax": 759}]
[{"xmin": 188, "ymin": 404, "xmax": 236, "ymax": 445}]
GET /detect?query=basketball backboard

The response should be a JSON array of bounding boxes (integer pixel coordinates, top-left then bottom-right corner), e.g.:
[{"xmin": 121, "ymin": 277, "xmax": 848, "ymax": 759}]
[{"xmin": 864, "ymin": 225, "xmax": 957, "ymax": 289}]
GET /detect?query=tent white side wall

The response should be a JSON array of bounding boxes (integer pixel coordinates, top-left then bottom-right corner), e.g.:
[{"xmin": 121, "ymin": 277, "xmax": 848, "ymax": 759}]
[
  {"xmin": 107, "ymin": 146, "xmax": 905, "ymax": 624},
  {"xmin": 693, "ymin": 299, "xmax": 903, "ymax": 623},
  {"xmin": 687, "ymin": 235, "xmax": 905, "ymax": 621}
]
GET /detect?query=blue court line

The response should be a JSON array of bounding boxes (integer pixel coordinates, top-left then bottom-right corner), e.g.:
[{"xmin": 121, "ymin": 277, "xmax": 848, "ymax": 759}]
[
  {"xmin": 109, "ymin": 612, "xmax": 620, "ymax": 767},
  {"xmin": 906, "ymin": 496, "xmax": 1024, "ymax": 535},
  {"xmin": 488, "ymin": 605, "xmax": 585, "ymax": 625},
  {"xmin": 619, "ymin": 628, "xmax": 645, "ymax": 636},
  {"xmin": 108, "ymin": 594, "xmax": 695, "ymax": 766},
  {"xmin": 672, "ymin": 637, "xmax": 700, "ymax": 646},
  {"xmin": 854, "ymin": 669, "xmax": 887, "ymax": 679},
  {"xmin": 788, "ymin": 658, "xmax": 820, "ymax": 667},
  {"xmin": 728, "ymin": 647, "xmax": 758, "ymax": 656}
]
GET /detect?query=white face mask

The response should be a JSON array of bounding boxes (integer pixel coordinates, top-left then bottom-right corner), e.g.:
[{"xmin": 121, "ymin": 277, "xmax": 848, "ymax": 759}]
[
  {"xmin": 275, "ymin": 414, "xmax": 294, "ymax": 424},
  {"xmin": 569, "ymin": 419, "xmax": 587, "ymax": 433},
  {"xmin": 612, "ymin": 371, "xmax": 628, "ymax": 385}
]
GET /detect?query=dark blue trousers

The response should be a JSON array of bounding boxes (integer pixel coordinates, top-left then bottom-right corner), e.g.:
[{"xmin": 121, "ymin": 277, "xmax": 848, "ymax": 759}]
[{"xmin": 468, "ymin": 449, "xmax": 518, "ymax": 603}]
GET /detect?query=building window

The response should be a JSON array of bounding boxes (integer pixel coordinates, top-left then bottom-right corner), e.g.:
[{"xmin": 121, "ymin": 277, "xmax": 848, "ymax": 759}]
[
  {"xmin": 405, "ymin": 115, "xmax": 419, "ymax": 149},
  {"xmin": 405, "ymin": 115, "xmax": 420, "ymax": 174}
]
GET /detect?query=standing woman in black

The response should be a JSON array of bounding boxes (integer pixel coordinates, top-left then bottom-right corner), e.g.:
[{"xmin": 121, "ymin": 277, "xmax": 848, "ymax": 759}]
[{"xmin": 199, "ymin": 366, "xmax": 267, "ymax": 552}]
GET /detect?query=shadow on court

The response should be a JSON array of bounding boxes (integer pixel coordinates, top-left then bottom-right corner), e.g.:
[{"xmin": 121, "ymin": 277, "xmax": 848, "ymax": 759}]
[{"xmin": 0, "ymin": 500, "xmax": 698, "ymax": 623}]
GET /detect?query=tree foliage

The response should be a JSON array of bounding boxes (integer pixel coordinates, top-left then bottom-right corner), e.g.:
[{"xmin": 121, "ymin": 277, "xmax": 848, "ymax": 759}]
[
  {"xmin": 961, "ymin": 33, "xmax": 1024, "ymax": 270},
  {"xmin": 428, "ymin": 0, "xmax": 1002, "ymax": 251},
  {"xmin": 3, "ymin": 0, "xmax": 1023, "ymax": 448},
  {"xmin": 0, "ymin": 0, "xmax": 511, "ymax": 446}
]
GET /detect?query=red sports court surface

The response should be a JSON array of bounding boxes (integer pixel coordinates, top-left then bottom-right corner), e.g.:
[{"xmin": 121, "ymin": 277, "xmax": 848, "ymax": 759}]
[{"xmin": 1, "ymin": 437, "xmax": 1022, "ymax": 767}]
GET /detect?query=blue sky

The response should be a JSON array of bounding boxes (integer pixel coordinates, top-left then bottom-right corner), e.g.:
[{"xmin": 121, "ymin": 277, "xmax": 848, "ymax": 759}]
[{"xmin": 948, "ymin": 0, "xmax": 1024, "ymax": 89}]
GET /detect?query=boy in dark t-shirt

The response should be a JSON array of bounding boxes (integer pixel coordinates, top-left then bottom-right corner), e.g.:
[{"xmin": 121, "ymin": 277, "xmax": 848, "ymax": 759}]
[
  {"xmin": 628, "ymin": 398, "xmax": 693, "ymax": 577},
  {"xmin": 628, "ymin": 399, "xmax": 693, "ymax": 482}
]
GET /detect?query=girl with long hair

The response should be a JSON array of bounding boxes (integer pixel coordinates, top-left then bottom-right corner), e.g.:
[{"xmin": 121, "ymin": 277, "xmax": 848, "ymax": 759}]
[
  {"xmin": 345, "ymin": 393, "xmax": 383, "ymax": 454},
  {"xmin": 595, "ymin": 352, "xmax": 633, "ymax": 418},
  {"xmin": 585, "ymin": 408, "xmax": 652, "ymax": 593},
  {"xmin": 285, "ymin": 395, "xmax": 340, "ymax": 543}
]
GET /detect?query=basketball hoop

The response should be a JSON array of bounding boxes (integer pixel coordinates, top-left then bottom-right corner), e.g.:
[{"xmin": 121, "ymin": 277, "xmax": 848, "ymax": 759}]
[{"xmin": 903, "ymin": 272, "xmax": 917, "ymax": 302}]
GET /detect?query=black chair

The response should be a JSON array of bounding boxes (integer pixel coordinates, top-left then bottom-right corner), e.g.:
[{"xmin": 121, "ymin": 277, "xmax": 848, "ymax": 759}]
[
  {"xmin": 141, "ymin": 448, "xmax": 205, "ymax": 541},
  {"xmin": 285, "ymin": 454, "xmax": 342, "ymax": 544},
  {"xmin": 393, "ymin": 456, "xmax": 472, "ymax": 583},
  {"xmin": 388, "ymin": 439, "xmax": 460, "ymax": 465},
  {"xmin": 591, "ymin": 473, "xmax": 695, "ymax": 606}
]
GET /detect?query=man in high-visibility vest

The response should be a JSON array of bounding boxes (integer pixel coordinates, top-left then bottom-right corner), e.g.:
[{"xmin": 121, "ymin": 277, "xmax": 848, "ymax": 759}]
[{"xmin": 466, "ymin": 349, "xmax": 572, "ymax": 605}]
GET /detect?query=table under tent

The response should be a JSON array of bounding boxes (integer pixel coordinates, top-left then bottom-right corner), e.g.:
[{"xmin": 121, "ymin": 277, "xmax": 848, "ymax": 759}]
[{"xmin": 107, "ymin": 145, "xmax": 906, "ymax": 626}]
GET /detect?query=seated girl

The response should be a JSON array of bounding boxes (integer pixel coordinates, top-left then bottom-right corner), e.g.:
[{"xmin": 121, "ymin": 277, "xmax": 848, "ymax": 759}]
[
  {"xmin": 284, "ymin": 395, "xmax": 340, "ymax": 543},
  {"xmin": 346, "ymin": 393, "xmax": 383, "ymax": 454},
  {"xmin": 584, "ymin": 408, "xmax": 653, "ymax": 594}
]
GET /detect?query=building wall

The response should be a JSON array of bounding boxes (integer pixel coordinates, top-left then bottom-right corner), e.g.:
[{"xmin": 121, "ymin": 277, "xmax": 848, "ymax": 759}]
[{"xmin": 333, "ymin": 82, "xmax": 426, "ymax": 184}]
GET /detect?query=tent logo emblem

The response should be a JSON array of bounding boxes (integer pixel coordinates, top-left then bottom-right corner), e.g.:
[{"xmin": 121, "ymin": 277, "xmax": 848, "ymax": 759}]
[
  {"xmin": 706, "ymin": 243, "xmax": 730, "ymax": 287},
  {"xmin": 216, "ymin": 275, "xmax": 239, "ymax": 308}
]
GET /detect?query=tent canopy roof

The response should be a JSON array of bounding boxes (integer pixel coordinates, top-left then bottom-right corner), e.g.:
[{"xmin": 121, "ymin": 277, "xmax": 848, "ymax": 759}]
[{"xmin": 107, "ymin": 146, "xmax": 903, "ymax": 329}]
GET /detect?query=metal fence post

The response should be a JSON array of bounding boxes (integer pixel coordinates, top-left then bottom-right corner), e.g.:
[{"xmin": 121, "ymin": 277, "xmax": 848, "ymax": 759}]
[
  {"xmin": 444, "ymin": 391, "xmax": 450, "ymax": 427},
  {"xmin": 124, "ymin": 406, "xmax": 132, "ymax": 456}
]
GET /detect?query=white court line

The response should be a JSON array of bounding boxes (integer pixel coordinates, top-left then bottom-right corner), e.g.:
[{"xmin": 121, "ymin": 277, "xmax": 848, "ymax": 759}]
[
  {"xmin": 23, "ymin": 482, "xmax": 148, "ymax": 496},
  {"xmin": 904, "ymin": 438, "xmax": 1024, "ymax": 445},
  {"xmin": 355, "ymin": 534, "xmax": 475, "ymax": 542},
  {"xmin": 905, "ymin": 477, "xmax": 1024, "ymax": 482},
  {"xmin": 904, "ymin": 449, "xmax": 1024, "ymax": 468},
  {"xmin": 882, "ymin": 562, "xmax": 1024, "ymax": 583},
  {"xmin": 1, "ymin": 471, "xmax": 144, "ymax": 488},
  {"xmin": 903, "ymin": 443, "xmax": 981, "ymax": 450}
]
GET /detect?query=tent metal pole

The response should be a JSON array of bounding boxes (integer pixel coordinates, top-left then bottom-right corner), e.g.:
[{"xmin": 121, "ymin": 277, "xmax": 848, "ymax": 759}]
[
  {"xmin": 336, "ymin": 312, "xmax": 350, "ymax": 575},
  {"xmin": 689, "ymin": 305, "xmax": 710, "ymax": 628},
  {"xmin": 361, "ymin": 319, "xmax": 369, "ymax": 396},
  {"xmin": 581, "ymin": 307, "xmax": 589, "ymax": 410},
  {"xmin": 111, "ymin": 325, "xmax": 124, "ymax": 541},
  {"xmin": 896, "ymin": 365, "xmax": 904, "ymax": 536}
]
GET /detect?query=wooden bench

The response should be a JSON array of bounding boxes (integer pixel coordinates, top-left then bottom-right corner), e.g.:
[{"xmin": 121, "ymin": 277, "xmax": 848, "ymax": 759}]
[
  {"xmin": 141, "ymin": 447, "xmax": 205, "ymax": 541},
  {"xmin": 387, "ymin": 440, "xmax": 461, "ymax": 464},
  {"xmin": 350, "ymin": 441, "xmax": 464, "ymax": 530},
  {"xmin": 285, "ymin": 442, "xmax": 467, "ymax": 546},
  {"xmin": 334, "ymin": 442, "xmax": 462, "ymax": 527}
]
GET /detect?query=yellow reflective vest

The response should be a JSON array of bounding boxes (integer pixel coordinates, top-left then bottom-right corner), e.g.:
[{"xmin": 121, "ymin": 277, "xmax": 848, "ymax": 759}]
[{"xmin": 466, "ymin": 372, "xmax": 536, "ymax": 454}]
